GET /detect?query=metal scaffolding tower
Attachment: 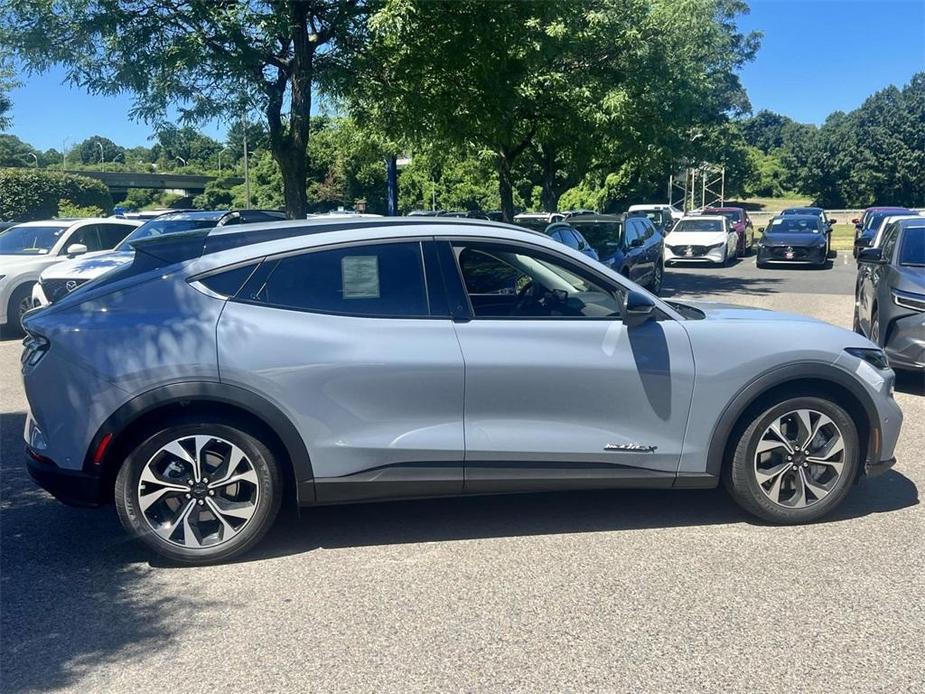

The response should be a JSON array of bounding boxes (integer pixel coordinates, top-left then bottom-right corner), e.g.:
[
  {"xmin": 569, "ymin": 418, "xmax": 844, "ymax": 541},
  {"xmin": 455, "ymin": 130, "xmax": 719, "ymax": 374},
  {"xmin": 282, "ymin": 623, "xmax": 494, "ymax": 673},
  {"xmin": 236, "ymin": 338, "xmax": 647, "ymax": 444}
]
[{"xmin": 668, "ymin": 164, "xmax": 725, "ymax": 211}]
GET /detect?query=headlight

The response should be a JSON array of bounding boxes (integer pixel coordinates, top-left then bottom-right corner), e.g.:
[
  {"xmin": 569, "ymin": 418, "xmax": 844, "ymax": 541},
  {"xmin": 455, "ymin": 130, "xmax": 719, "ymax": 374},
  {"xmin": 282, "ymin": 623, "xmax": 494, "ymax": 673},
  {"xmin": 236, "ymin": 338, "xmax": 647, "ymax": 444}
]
[
  {"xmin": 892, "ymin": 288, "xmax": 925, "ymax": 312},
  {"xmin": 845, "ymin": 347, "xmax": 890, "ymax": 370}
]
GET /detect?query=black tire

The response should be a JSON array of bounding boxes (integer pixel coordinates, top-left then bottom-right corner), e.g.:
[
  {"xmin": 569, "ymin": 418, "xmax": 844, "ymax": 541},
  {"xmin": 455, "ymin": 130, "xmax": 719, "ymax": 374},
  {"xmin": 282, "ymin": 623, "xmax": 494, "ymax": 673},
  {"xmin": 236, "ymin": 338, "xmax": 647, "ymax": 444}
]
[
  {"xmin": 5, "ymin": 283, "xmax": 33, "ymax": 335},
  {"xmin": 724, "ymin": 395, "xmax": 859, "ymax": 524},
  {"xmin": 852, "ymin": 304, "xmax": 864, "ymax": 335},
  {"xmin": 756, "ymin": 259, "xmax": 767, "ymax": 269},
  {"xmin": 870, "ymin": 307, "xmax": 881, "ymax": 346},
  {"xmin": 115, "ymin": 419, "xmax": 282, "ymax": 564},
  {"xmin": 649, "ymin": 260, "xmax": 664, "ymax": 296}
]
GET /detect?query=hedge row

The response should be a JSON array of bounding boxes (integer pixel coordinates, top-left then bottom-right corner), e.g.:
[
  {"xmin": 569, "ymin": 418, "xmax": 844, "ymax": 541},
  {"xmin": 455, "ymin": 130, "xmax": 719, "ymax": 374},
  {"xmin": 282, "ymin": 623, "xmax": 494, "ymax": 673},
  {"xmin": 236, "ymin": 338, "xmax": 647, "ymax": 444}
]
[{"xmin": 0, "ymin": 168, "xmax": 113, "ymax": 221}]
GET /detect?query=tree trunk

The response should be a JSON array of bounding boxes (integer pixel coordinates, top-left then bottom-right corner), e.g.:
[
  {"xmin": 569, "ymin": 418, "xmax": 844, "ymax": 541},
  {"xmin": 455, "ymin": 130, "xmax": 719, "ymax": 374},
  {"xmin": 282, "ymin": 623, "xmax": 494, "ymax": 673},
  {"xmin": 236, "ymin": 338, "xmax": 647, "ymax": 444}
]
[
  {"xmin": 498, "ymin": 148, "xmax": 515, "ymax": 223},
  {"xmin": 265, "ymin": 2, "xmax": 314, "ymax": 219},
  {"xmin": 539, "ymin": 145, "xmax": 559, "ymax": 212}
]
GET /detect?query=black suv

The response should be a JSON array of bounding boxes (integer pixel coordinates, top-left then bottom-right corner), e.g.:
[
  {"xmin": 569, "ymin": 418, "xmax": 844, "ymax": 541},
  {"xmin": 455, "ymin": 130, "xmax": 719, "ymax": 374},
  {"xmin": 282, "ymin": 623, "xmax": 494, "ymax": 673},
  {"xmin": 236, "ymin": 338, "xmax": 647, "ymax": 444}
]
[
  {"xmin": 567, "ymin": 214, "xmax": 664, "ymax": 294},
  {"xmin": 854, "ymin": 217, "xmax": 925, "ymax": 371}
]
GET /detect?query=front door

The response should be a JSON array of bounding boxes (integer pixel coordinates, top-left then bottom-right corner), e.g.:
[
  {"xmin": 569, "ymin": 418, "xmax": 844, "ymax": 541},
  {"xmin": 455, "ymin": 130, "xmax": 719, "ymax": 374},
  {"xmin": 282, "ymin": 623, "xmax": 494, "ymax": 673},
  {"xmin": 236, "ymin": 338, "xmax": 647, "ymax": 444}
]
[{"xmin": 442, "ymin": 239, "xmax": 695, "ymax": 493}]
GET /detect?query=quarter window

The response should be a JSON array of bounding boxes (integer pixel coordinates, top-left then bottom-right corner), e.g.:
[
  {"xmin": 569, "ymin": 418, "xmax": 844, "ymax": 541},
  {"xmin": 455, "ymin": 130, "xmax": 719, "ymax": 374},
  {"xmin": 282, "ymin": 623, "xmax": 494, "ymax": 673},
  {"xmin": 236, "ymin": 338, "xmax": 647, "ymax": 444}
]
[{"xmin": 248, "ymin": 242, "xmax": 429, "ymax": 317}]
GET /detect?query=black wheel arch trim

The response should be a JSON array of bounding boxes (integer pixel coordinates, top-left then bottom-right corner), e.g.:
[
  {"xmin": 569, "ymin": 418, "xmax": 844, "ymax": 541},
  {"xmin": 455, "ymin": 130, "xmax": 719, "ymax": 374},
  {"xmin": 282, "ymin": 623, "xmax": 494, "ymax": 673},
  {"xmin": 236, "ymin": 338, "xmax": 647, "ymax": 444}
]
[
  {"xmin": 705, "ymin": 360, "xmax": 880, "ymax": 478},
  {"xmin": 84, "ymin": 381, "xmax": 315, "ymax": 500}
]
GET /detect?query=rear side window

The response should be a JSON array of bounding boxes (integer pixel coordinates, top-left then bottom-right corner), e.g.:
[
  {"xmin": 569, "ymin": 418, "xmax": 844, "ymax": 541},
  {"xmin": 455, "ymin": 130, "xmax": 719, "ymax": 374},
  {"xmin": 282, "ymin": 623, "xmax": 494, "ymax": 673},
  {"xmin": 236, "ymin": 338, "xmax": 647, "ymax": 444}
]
[{"xmin": 248, "ymin": 242, "xmax": 429, "ymax": 317}]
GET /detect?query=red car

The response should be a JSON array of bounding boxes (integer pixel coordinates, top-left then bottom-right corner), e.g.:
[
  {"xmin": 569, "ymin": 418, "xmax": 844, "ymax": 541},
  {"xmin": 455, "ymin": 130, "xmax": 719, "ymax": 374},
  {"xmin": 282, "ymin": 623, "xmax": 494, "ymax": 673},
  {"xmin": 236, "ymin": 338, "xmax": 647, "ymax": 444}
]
[{"xmin": 708, "ymin": 207, "xmax": 755, "ymax": 256}]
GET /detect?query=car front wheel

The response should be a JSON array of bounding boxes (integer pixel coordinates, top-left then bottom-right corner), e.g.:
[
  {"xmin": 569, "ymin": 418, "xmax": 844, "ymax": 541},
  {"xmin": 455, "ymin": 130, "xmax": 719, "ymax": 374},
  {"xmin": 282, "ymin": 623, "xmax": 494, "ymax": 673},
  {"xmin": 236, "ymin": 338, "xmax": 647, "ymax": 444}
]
[
  {"xmin": 115, "ymin": 420, "xmax": 282, "ymax": 564},
  {"xmin": 724, "ymin": 396, "xmax": 859, "ymax": 524},
  {"xmin": 650, "ymin": 260, "xmax": 664, "ymax": 295}
]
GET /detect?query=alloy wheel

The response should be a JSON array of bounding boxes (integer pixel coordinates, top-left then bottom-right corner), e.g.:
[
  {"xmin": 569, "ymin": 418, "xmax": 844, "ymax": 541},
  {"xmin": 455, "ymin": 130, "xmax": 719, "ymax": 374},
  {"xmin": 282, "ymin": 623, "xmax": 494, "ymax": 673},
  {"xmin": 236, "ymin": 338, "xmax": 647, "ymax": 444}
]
[
  {"xmin": 137, "ymin": 435, "xmax": 260, "ymax": 548},
  {"xmin": 753, "ymin": 409, "xmax": 846, "ymax": 508},
  {"xmin": 17, "ymin": 294, "xmax": 31, "ymax": 320}
]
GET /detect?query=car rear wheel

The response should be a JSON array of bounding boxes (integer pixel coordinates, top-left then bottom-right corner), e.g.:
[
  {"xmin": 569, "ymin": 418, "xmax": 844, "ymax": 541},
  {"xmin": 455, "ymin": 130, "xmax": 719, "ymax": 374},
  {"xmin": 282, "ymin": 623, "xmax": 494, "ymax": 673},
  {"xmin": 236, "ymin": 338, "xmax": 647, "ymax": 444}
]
[
  {"xmin": 870, "ymin": 308, "xmax": 881, "ymax": 346},
  {"xmin": 115, "ymin": 420, "xmax": 282, "ymax": 564},
  {"xmin": 724, "ymin": 396, "xmax": 859, "ymax": 524},
  {"xmin": 5, "ymin": 283, "xmax": 33, "ymax": 335}
]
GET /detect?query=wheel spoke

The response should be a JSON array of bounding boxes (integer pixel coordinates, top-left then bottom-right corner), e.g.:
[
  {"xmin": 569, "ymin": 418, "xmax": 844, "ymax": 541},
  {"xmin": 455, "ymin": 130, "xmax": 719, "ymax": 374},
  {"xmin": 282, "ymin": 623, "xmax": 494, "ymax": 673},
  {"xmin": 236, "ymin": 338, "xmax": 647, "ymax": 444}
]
[
  {"xmin": 139, "ymin": 465, "xmax": 189, "ymax": 491},
  {"xmin": 209, "ymin": 468, "xmax": 258, "ymax": 489},
  {"xmin": 182, "ymin": 504, "xmax": 203, "ymax": 548},
  {"xmin": 811, "ymin": 433, "xmax": 844, "ymax": 461},
  {"xmin": 803, "ymin": 413, "xmax": 833, "ymax": 449},
  {"xmin": 211, "ymin": 445, "xmax": 247, "ymax": 485},
  {"xmin": 192, "ymin": 436, "xmax": 213, "ymax": 482},
  {"xmin": 767, "ymin": 418, "xmax": 795, "ymax": 454},
  {"xmin": 205, "ymin": 497, "xmax": 243, "ymax": 540},
  {"xmin": 802, "ymin": 472, "xmax": 831, "ymax": 502},
  {"xmin": 795, "ymin": 409, "xmax": 813, "ymax": 447},
  {"xmin": 153, "ymin": 499, "xmax": 195, "ymax": 542},
  {"xmin": 209, "ymin": 497, "xmax": 257, "ymax": 522},
  {"xmin": 765, "ymin": 469, "xmax": 786, "ymax": 504},
  {"xmin": 788, "ymin": 469, "xmax": 808, "ymax": 508},
  {"xmin": 755, "ymin": 461, "xmax": 791, "ymax": 486},
  {"xmin": 139, "ymin": 485, "xmax": 185, "ymax": 513}
]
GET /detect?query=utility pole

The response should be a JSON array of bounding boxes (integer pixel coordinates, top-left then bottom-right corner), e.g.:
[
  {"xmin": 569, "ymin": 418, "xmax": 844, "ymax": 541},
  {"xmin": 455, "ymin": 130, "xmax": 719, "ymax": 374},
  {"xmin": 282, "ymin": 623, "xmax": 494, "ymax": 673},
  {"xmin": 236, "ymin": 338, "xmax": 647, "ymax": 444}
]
[{"xmin": 243, "ymin": 121, "xmax": 251, "ymax": 207}]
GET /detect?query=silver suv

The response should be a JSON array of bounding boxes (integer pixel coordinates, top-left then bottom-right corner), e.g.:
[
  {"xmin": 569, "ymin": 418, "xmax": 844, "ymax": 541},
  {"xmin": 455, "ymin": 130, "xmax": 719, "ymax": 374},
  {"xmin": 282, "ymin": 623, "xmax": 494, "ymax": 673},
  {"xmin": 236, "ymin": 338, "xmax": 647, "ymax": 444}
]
[{"xmin": 22, "ymin": 218, "xmax": 903, "ymax": 563}]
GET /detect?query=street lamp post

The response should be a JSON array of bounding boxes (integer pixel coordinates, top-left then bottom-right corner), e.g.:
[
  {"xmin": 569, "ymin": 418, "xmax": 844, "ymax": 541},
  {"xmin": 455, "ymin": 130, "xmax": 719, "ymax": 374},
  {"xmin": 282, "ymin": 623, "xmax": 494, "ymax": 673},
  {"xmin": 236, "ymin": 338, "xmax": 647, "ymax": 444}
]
[
  {"xmin": 218, "ymin": 147, "xmax": 230, "ymax": 175},
  {"xmin": 27, "ymin": 152, "xmax": 38, "ymax": 169},
  {"xmin": 97, "ymin": 141, "xmax": 105, "ymax": 171},
  {"xmin": 175, "ymin": 155, "xmax": 187, "ymax": 168},
  {"xmin": 62, "ymin": 137, "xmax": 70, "ymax": 171}
]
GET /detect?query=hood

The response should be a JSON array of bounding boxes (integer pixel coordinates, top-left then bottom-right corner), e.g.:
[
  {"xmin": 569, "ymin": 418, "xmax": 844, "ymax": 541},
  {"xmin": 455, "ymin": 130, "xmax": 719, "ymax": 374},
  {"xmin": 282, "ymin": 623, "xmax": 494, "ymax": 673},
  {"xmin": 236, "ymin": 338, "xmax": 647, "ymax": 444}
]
[
  {"xmin": 0, "ymin": 254, "xmax": 53, "ymax": 271},
  {"xmin": 672, "ymin": 300, "xmax": 823, "ymax": 324},
  {"xmin": 761, "ymin": 232, "xmax": 825, "ymax": 247},
  {"xmin": 38, "ymin": 249, "xmax": 134, "ymax": 281},
  {"xmin": 664, "ymin": 230, "xmax": 726, "ymax": 246}
]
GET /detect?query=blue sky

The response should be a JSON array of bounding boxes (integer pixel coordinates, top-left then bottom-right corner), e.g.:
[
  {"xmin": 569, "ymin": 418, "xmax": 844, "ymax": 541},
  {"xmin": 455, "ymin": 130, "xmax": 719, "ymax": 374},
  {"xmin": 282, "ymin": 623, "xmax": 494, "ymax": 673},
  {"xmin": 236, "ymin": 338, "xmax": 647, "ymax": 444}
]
[{"xmin": 7, "ymin": 0, "xmax": 925, "ymax": 150}]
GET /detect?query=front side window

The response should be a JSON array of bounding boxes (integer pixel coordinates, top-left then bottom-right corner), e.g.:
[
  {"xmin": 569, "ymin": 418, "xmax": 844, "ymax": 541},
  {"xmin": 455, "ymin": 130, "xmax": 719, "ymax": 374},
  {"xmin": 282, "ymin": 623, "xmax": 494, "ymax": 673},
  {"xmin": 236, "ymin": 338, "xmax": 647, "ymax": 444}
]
[
  {"xmin": 66, "ymin": 226, "xmax": 104, "ymax": 253},
  {"xmin": 454, "ymin": 242, "xmax": 621, "ymax": 318},
  {"xmin": 97, "ymin": 223, "xmax": 136, "ymax": 249},
  {"xmin": 248, "ymin": 241, "xmax": 429, "ymax": 317}
]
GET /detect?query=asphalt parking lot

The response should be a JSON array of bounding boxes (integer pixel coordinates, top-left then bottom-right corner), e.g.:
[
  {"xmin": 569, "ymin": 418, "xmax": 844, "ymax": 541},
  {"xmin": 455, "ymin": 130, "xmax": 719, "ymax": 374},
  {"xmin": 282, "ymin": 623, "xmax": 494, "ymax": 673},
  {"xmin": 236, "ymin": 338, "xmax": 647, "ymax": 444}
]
[{"xmin": 1, "ymin": 251, "xmax": 922, "ymax": 693}]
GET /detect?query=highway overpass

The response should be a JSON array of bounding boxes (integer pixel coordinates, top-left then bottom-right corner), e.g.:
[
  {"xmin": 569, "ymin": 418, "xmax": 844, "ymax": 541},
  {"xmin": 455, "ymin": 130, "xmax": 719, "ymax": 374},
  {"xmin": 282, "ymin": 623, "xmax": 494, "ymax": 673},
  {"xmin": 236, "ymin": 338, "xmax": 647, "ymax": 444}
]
[{"xmin": 65, "ymin": 170, "xmax": 244, "ymax": 195}]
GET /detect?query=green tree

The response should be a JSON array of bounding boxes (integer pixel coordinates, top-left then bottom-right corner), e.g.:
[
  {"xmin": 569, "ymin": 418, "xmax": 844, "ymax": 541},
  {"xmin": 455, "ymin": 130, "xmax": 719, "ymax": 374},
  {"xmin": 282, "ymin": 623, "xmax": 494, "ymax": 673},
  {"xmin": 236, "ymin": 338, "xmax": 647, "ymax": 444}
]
[
  {"xmin": 350, "ymin": 0, "xmax": 758, "ymax": 220},
  {"xmin": 0, "ymin": 133, "xmax": 37, "ymax": 167},
  {"xmin": 151, "ymin": 125, "xmax": 221, "ymax": 171},
  {"xmin": 74, "ymin": 135, "xmax": 124, "ymax": 168},
  {"xmin": 1, "ymin": 0, "xmax": 369, "ymax": 217}
]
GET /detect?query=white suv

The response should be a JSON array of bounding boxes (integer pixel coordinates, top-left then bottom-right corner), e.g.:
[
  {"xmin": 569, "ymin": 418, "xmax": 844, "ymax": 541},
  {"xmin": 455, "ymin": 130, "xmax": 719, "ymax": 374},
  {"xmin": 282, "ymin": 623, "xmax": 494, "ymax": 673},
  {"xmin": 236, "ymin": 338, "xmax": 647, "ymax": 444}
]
[{"xmin": 0, "ymin": 218, "xmax": 140, "ymax": 331}]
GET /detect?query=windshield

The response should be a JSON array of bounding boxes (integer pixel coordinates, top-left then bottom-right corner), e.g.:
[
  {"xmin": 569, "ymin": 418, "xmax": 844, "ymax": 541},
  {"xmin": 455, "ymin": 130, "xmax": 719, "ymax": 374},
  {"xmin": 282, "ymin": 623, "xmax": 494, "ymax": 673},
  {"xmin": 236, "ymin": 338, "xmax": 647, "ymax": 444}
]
[
  {"xmin": 782, "ymin": 208, "xmax": 821, "ymax": 217},
  {"xmin": 673, "ymin": 219, "xmax": 723, "ymax": 233},
  {"xmin": 767, "ymin": 217, "xmax": 821, "ymax": 233},
  {"xmin": 864, "ymin": 210, "xmax": 910, "ymax": 232},
  {"xmin": 900, "ymin": 226, "xmax": 924, "ymax": 266},
  {"xmin": 116, "ymin": 218, "xmax": 221, "ymax": 250},
  {"xmin": 569, "ymin": 220, "xmax": 623, "ymax": 256},
  {"xmin": 716, "ymin": 211, "xmax": 743, "ymax": 223},
  {"xmin": 628, "ymin": 210, "xmax": 667, "ymax": 226},
  {"xmin": 0, "ymin": 225, "xmax": 66, "ymax": 255}
]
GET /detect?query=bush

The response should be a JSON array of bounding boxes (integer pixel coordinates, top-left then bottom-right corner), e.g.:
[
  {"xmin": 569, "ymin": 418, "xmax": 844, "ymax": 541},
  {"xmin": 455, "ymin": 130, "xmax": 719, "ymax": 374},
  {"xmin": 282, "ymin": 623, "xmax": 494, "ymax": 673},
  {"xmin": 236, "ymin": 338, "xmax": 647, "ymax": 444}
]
[
  {"xmin": 57, "ymin": 199, "xmax": 106, "ymax": 218},
  {"xmin": 0, "ymin": 168, "xmax": 113, "ymax": 221}
]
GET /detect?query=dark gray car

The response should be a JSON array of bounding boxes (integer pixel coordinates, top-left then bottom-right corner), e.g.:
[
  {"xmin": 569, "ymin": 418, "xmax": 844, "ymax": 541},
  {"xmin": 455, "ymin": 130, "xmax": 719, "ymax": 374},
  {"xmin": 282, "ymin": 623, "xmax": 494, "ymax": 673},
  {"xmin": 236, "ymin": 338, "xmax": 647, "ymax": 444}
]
[{"xmin": 854, "ymin": 217, "xmax": 925, "ymax": 371}]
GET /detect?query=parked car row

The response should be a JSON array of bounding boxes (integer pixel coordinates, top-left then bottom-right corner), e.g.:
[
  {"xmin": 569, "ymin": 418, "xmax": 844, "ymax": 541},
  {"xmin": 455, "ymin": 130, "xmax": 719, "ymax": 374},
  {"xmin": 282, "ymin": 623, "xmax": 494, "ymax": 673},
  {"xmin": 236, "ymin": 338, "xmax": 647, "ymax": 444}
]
[{"xmin": 0, "ymin": 209, "xmax": 287, "ymax": 332}]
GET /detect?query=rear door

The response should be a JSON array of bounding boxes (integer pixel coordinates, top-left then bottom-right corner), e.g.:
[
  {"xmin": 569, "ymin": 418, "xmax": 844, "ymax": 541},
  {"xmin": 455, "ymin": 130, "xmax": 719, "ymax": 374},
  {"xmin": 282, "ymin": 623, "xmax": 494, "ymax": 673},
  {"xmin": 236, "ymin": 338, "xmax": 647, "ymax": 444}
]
[
  {"xmin": 441, "ymin": 238, "xmax": 695, "ymax": 492},
  {"xmin": 216, "ymin": 238, "xmax": 465, "ymax": 502}
]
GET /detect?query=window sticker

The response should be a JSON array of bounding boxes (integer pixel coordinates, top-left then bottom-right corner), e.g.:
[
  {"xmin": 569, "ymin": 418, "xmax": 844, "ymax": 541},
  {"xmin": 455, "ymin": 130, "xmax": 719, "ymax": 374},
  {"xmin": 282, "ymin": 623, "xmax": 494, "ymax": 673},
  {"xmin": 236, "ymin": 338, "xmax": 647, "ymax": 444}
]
[{"xmin": 342, "ymin": 255, "xmax": 380, "ymax": 299}]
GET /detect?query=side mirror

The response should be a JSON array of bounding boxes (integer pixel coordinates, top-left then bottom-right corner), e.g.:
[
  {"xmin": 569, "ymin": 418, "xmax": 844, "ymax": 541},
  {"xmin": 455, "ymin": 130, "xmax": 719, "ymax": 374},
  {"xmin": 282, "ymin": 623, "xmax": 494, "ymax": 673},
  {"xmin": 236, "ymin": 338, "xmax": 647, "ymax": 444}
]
[
  {"xmin": 856, "ymin": 237, "xmax": 871, "ymax": 249},
  {"xmin": 851, "ymin": 218, "xmax": 860, "ymax": 225},
  {"xmin": 758, "ymin": 227, "xmax": 765, "ymax": 234},
  {"xmin": 857, "ymin": 247, "xmax": 884, "ymax": 264},
  {"xmin": 622, "ymin": 290, "xmax": 656, "ymax": 327},
  {"xmin": 629, "ymin": 237, "xmax": 644, "ymax": 248},
  {"xmin": 829, "ymin": 219, "xmax": 837, "ymax": 225},
  {"xmin": 66, "ymin": 243, "xmax": 88, "ymax": 257}
]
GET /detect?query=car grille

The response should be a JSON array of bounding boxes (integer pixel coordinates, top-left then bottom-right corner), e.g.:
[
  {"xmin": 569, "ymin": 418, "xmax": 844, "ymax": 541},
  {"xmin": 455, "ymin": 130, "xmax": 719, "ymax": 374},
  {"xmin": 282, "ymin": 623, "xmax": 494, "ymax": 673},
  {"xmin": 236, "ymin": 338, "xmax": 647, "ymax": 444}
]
[
  {"xmin": 769, "ymin": 246, "xmax": 812, "ymax": 259},
  {"xmin": 668, "ymin": 244, "xmax": 710, "ymax": 256},
  {"xmin": 41, "ymin": 277, "xmax": 89, "ymax": 303}
]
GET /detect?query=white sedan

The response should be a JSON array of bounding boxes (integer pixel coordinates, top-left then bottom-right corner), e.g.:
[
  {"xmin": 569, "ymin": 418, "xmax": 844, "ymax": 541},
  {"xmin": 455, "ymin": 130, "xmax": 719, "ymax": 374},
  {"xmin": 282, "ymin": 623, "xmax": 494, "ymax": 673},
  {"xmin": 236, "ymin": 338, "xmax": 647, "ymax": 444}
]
[
  {"xmin": 663, "ymin": 215, "xmax": 739, "ymax": 266},
  {"xmin": 0, "ymin": 218, "xmax": 140, "ymax": 331}
]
